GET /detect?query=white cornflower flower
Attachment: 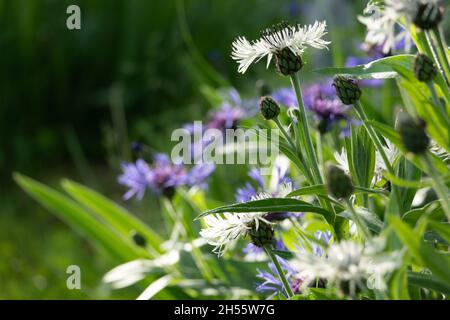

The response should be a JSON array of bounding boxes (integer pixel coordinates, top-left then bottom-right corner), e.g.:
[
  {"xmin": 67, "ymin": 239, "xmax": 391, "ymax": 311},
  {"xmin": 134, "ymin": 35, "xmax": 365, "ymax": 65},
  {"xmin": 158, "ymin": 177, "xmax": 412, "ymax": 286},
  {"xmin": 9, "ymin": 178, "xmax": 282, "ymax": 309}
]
[
  {"xmin": 358, "ymin": 0, "xmax": 439, "ymax": 54},
  {"xmin": 199, "ymin": 212, "xmax": 271, "ymax": 257},
  {"xmin": 231, "ymin": 20, "xmax": 330, "ymax": 74},
  {"xmin": 291, "ymin": 237, "xmax": 402, "ymax": 293}
]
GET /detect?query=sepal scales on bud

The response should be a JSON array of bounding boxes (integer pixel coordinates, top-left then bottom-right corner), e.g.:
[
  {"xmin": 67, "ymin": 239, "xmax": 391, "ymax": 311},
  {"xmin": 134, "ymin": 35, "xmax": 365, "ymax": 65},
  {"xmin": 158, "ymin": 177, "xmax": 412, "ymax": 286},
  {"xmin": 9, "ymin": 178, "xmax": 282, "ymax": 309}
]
[
  {"xmin": 248, "ymin": 220, "xmax": 275, "ymax": 247},
  {"xmin": 397, "ymin": 113, "xmax": 429, "ymax": 154},
  {"xmin": 275, "ymin": 47, "xmax": 304, "ymax": 76},
  {"xmin": 414, "ymin": 53, "xmax": 437, "ymax": 82},
  {"xmin": 260, "ymin": 96, "xmax": 281, "ymax": 120},
  {"xmin": 413, "ymin": 3, "xmax": 443, "ymax": 30},
  {"xmin": 326, "ymin": 164, "xmax": 354, "ymax": 199},
  {"xmin": 333, "ymin": 76, "xmax": 362, "ymax": 105}
]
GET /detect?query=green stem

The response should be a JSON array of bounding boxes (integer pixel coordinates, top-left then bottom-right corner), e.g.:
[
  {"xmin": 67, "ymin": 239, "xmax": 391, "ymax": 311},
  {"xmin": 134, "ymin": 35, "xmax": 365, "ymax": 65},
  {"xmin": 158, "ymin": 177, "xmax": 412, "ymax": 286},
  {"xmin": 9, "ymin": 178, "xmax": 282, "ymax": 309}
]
[
  {"xmin": 273, "ymin": 118, "xmax": 315, "ymax": 183},
  {"xmin": 423, "ymin": 153, "xmax": 450, "ymax": 221},
  {"xmin": 165, "ymin": 199, "xmax": 214, "ymax": 281},
  {"xmin": 290, "ymin": 74, "xmax": 337, "ymax": 222},
  {"xmin": 353, "ymin": 101, "xmax": 401, "ymax": 212},
  {"xmin": 316, "ymin": 132, "xmax": 325, "ymax": 181},
  {"xmin": 425, "ymin": 30, "xmax": 450, "ymax": 89},
  {"xmin": 431, "ymin": 28, "xmax": 450, "ymax": 83},
  {"xmin": 344, "ymin": 198, "xmax": 371, "ymax": 239},
  {"xmin": 264, "ymin": 245, "xmax": 294, "ymax": 298},
  {"xmin": 273, "ymin": 118, "xmax": 297, "ymax": 152},
  {"xmin": 290, "ymin": 74, "xmax": 322, "ymax": 183},
  {"xmin": 427, "ymin": 82, "xmax": 448, "ymax": 117},
  {"xmin": 426, "ymin": 82, "xmax": 450, "ymax": 144}
]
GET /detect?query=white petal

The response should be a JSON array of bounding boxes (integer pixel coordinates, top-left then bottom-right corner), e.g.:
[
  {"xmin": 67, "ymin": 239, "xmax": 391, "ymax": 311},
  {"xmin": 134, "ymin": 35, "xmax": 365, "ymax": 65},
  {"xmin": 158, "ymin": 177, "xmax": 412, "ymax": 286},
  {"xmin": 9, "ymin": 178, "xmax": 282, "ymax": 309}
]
[{"xmin": 231, "ymin": 37, "xmax": 270, "ymax": 74}]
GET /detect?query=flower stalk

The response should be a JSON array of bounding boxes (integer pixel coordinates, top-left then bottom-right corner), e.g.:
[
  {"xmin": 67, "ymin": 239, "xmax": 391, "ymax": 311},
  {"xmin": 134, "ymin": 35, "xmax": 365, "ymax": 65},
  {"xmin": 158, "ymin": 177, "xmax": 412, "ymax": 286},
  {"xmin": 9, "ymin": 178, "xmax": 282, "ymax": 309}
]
[
  {"xmin": 264, "ymin": 245, "xmax": 295, "ymax": 298},
  {"xmin": 425, "ymin": 30, "xmax": 450, "ymax": 89},
  {"xmin": 290, "ymin": 74, "xmax": 322, "ymax": 184},
  {"xmin": 344, "ymin": 198, "xmax": 371, "ymax": 239},
  {"xmin": 423, "ymin": 153, "xmax": 450, "ymax": 221},
  {"xmin": 353, "ymin": 101, "xmax": 401, "ymax": 212},
  {"xmin": 290, "ymin": 74, "xmax": 336, "ymax": 220}
]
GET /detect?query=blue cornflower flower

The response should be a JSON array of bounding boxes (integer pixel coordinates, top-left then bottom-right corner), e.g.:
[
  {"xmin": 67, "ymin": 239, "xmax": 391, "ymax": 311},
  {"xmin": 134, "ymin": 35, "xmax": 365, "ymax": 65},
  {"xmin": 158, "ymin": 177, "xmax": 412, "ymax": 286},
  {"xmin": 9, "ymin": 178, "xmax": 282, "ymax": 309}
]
[
  {"xmin": 272, "ymin": 87, "xmax": 298, "ymax": 109},
  {"xmin": 256, "ymin": 256, "xmax": 298, "ymax": 297},
  {"xmin": 118, "ymin": 154, "xmax": 214, "ymax": 200},
  {"xmin": 207, "ymin": 103, "xmax": 244, "ymax": 131},
  {"xmin": 235, "ymin": 157, "xmax": 302, "ymax": 223},
  {"xmin": 118, "ymin": 159, "xmax": 152, "ymax": 201}
]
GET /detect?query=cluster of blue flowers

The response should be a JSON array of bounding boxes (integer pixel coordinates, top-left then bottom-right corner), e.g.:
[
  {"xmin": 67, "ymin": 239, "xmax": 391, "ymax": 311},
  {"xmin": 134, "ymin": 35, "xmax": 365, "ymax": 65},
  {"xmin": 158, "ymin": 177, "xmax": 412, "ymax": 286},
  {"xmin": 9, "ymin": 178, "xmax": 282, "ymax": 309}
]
[{"xmin": 118, "ymin": 154, "xmax": 215, "ymax": 200}]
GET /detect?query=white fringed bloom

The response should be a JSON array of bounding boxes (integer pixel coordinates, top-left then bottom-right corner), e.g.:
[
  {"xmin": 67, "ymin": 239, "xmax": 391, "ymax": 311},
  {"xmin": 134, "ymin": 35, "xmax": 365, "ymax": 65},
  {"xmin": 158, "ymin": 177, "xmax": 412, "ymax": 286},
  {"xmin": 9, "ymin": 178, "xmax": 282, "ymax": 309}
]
[
  {"xmin": 358, "ymin": 0, "xmax": 438, "ymax": 54},
  {"xmin": 199, "ymin": 179, "xmax": 294, "ymax": 257},
  {"xmin": 291, "ymin": 238, "xmax": 402, "ymax": 292},
  {"xmin": 231, "ymin": 21, "xmax": 330, "ymax": 73},
  {"xmin": 199, "ymin": 211, "xmax": 271, "ymax": 257}
]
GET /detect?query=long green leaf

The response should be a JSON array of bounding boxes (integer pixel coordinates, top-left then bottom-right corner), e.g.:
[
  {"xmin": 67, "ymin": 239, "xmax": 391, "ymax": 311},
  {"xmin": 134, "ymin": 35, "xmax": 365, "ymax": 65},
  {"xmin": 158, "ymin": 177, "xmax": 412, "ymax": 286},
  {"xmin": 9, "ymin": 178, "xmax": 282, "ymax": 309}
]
[
  {"xmin": 389, "ymin": 216, "xmax": 450, "ymax": 283},
  {"xmin": 62, "ymin": 179, "xmax": 163, "ymax": 256},
  {"xmin": 315, "ymin": 54, "xmax": 414, "ymax": 79},
  {"xmin": 14, "ymin": 173, "xmax": 140, "ymax": 262},
  {"xmin": 407, "ymin": 271, "xmax": 450, "ymax": 295},
  {"xmin": 196, "ymin": 198, "xmax": 332, "ymax": 223}
]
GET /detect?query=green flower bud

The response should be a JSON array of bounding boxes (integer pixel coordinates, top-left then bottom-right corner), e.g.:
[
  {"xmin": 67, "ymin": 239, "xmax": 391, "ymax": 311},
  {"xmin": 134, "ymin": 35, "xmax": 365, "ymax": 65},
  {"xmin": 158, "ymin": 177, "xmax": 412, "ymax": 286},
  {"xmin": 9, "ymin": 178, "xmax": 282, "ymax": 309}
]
[
  {"xmin": 326, "ymin": 165, "xmax": 354, "ymax": 199},
  {"xmin": 397, "ymin": 113, "xmax": 429, "ymax": 154},
  {"xmin": 131, "ymin": 231, "xmax": 147, "ymax": 247},
  {"xmin": 414, "ymin": 53, "xmax": 437, "ymax": 82},
  {"xmin": 413, "ymin": 3, "xmax": 443, "ymax": 30},
  {"xmin": 260, "ymin": 96, "xmax": 280, "ymax": 120},
  {"xmin": 275, "ymin": 47, "xmax": 303, "ymax": 76},
  {"xmin": 333, "ymin": 76, "xmax": 362, "ymax": 105},
  {"xmin": 248, "ymin": 220, "xmax": 274, "ymax": 247}
]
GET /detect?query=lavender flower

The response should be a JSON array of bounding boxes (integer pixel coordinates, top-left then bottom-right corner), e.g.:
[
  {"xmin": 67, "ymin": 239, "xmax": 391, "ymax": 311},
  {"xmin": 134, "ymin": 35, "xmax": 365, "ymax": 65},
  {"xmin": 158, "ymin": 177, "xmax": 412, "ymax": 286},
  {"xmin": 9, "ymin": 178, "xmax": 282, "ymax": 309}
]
[
  {"xmin": 147, "ymin": 154, "xmax": 187, "ymax": 196},
  {"xmin": 256, "ymin": 256, "xmax": 299, "ymax": 297},
  {"xmin": 236, "ymin": 157, "xmax": 302, "ymax": 224},
  {"xmin": 271, "ymin": 87, "xmax": 298, "ymax": 108},
  {"xmin": 207, "ymin": 103, "xmax": 244, "ymax": 131},
  {"xmin": 118, "ymin": 159, "xmax": 152, "ymax": 201},
  {"xmin": 118, "ymin": 154, "xmax": 214, "ymax": 200}
]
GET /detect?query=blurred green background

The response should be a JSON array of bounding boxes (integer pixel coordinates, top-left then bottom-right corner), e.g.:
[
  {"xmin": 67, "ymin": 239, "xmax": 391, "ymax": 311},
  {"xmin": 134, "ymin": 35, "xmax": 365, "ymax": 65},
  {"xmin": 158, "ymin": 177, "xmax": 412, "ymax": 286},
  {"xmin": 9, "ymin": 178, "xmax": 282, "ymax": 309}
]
[{"xmin": 2, "ymin": 0, "xmax": 446, "ymax": 299}]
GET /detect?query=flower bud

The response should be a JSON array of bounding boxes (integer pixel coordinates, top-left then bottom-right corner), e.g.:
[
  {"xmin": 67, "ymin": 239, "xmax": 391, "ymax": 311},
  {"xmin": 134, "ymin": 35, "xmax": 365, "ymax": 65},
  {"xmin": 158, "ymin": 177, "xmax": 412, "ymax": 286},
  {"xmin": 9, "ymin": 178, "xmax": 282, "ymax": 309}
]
[
  {"xmin": 248, "ymin": 220, "xmax": 274, "ymax": 247},
  {"xmin": 333, "ymin": 76, "xmax": 362, "ymax": 105},
  {"xmin": 326, "ymin": 165, "xmax": 354, "ymax": 199},
  {"xmin": 397, "ymin": 113, "xmax": 429, "ymax": 154},
  {"xmin": 131, "ymin": 231, "xmax": 147, "ymax": 247},
  {"xmin": 260, "ymin": 96, "xmax": 280, "ymax": 120},
  {"xmin": 275, "ymin": 47, "xmax": 303, "ymax": 76},
  {"xmin": 413, "ymin": 3, "xmax": 443, "ymax": 30},
  {"xmin": 414, "ymin": 53, "xmax": 437, "ymax": 82}
]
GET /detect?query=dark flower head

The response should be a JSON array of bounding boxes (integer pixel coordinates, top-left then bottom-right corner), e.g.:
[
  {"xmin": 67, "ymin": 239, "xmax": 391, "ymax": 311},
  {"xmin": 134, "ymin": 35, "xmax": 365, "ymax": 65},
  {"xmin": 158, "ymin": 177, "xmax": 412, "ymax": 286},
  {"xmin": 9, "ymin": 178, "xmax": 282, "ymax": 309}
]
[
  {"xmin": 260, "ymin": 96, "xmax": 281, "ymax": 120},
  {"xmin": 414, "ymin": 53, "xmax": 437, "ymax": 82},
  {"xmin": 397, "ymin": 113, "xmax": 430, "ymax": 154},
  {"xmin": 326, "ymin": 164, "xmax": 354, "ymax": 199},
  {"xmin": 333, "ymin": 76, "xmax": 362, "ymax": 105},
  {"xmin": 413, "ymin": 2, "xmax": 443, "ymax": 30}
]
